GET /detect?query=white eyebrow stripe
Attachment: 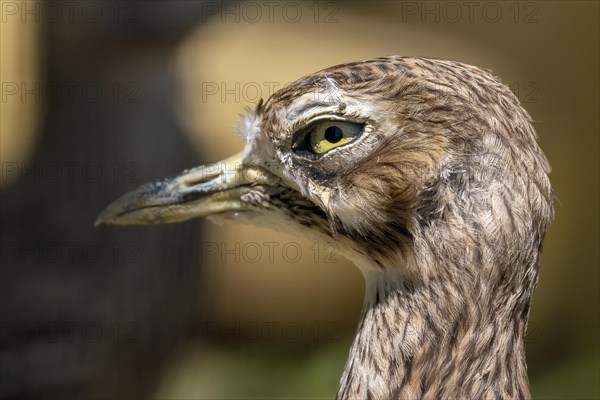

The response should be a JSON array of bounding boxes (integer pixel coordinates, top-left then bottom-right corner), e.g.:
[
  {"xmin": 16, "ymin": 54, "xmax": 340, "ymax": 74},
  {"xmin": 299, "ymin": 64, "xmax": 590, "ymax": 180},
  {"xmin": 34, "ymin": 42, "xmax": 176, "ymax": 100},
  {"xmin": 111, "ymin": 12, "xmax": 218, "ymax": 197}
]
[
  {"xmin": 286, "ymin": 101, "xmax": 338, "ymax": 121},
  {"xmin": 285, "ymin": 76, "xmax": 342, "ymax": 121},
  {"xmin": 323, "ymin": 75, "xmax": 341, "ymax": 102}
]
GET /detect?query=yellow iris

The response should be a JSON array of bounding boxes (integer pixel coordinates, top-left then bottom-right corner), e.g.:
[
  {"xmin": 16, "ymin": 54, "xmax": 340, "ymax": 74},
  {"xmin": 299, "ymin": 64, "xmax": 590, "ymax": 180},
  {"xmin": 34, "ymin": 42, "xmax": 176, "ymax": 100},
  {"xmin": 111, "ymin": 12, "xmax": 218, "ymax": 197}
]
[{"xmin": 310, "ymin": 121, "xmax": 362, "ymax": 154}]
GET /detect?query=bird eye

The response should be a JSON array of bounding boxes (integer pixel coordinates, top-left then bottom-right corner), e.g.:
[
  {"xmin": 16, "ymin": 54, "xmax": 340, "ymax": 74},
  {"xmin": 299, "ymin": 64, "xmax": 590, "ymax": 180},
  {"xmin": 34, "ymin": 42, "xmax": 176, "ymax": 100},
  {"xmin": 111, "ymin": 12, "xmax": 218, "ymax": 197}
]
[{"xmin": 293, "ymin": 120, "xmax": 363, "ymax": 157}]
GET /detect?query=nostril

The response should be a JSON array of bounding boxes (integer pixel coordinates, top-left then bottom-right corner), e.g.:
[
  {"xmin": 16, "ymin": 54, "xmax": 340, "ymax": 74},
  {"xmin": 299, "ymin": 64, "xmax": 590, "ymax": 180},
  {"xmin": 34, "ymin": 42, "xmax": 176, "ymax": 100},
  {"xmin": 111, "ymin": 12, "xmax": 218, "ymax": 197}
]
[
  {"xmin": 185, "ymin": 173, "xmax": 218, "ymax": 187},
  {"xmin": 175, "ymin": 167, "xmax": 222, "ymax": 189}
]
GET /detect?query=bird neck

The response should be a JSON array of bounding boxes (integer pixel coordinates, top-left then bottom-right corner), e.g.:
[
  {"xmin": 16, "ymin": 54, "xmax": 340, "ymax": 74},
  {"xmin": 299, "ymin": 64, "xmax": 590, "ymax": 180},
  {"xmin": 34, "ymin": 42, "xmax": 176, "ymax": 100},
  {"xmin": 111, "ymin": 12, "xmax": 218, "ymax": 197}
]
[{"xmin": 336, "ymin": 268, "xmax": 532, "ymax": 400}]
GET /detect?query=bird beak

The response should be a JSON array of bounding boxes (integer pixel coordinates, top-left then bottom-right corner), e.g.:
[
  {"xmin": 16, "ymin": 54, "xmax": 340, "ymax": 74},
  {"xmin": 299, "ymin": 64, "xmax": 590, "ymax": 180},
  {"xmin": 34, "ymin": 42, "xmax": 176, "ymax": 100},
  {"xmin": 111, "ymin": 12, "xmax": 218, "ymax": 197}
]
[{"xmin": 94, "ymin": 151, "xmax": 278, "ymax": 226}]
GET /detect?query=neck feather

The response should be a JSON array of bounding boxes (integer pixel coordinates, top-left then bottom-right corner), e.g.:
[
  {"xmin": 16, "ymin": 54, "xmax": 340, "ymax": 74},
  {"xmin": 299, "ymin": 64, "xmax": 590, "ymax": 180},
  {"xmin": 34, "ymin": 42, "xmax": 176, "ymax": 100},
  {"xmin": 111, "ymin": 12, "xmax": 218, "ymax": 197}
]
[{"xmin": 336, "ymin": 265, "xmax": 532, "ymax": 400}]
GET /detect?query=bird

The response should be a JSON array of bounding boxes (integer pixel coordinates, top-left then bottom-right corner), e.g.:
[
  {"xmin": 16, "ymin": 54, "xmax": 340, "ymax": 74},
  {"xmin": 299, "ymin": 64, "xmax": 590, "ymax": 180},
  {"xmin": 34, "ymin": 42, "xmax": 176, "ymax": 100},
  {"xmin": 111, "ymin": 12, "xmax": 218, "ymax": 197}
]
[{"xmin": 95, "ymin": 56, "xmax": 553, "ymax": 399}]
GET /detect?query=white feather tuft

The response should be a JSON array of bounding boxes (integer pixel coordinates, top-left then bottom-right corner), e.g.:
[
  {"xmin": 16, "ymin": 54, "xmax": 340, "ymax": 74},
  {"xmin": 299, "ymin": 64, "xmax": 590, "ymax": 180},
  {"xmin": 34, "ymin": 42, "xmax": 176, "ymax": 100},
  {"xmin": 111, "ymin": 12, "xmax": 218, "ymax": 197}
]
[{"xmin": 237, "ymin": 107, "xmax": 262, "ymax": 142}]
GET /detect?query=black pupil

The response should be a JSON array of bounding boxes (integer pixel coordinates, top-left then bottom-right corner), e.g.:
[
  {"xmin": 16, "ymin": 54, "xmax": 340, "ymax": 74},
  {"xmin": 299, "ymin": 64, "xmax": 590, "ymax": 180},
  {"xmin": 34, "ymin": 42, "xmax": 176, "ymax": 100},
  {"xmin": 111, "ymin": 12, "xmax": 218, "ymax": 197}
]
[{"xmin": 324, "ymin": 126, "xmax": 344, "ymax": 143}]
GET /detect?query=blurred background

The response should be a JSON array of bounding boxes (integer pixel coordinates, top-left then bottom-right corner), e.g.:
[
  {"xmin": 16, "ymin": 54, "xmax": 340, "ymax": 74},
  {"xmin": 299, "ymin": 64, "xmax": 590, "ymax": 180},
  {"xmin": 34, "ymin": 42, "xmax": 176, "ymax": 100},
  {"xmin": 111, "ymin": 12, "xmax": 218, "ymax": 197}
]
[{"xmin": 0, "ymin": 1, "xmax": 598, "ymax": 399}]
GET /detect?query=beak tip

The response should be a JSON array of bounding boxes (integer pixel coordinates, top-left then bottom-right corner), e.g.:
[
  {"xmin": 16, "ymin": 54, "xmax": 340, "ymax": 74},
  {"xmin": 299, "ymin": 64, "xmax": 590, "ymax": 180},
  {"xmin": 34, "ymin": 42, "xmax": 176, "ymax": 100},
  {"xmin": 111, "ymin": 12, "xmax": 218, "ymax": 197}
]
[
  {"xmin": 94, "ymin": 210, "xmax": 112, "ymax": 227},
  {"xmin": 94, "ymin": 203, "xmax": 124, "ymax": 227}
]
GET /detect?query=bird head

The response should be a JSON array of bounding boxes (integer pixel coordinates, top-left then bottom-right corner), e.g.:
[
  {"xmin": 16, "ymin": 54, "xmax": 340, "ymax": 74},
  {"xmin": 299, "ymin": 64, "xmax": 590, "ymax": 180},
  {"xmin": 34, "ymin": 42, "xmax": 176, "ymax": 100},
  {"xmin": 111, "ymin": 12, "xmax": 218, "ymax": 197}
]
[{"xmin": 96, "ymin": 56, "xmax": 553, "ymax": 284}]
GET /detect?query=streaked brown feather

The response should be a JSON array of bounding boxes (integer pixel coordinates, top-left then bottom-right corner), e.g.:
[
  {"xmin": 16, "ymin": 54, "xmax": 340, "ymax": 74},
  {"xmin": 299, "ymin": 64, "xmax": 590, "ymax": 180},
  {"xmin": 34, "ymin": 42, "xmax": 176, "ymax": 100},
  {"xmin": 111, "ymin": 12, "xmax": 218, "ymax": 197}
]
[{"xmin": 253, "ymin": 56, "xmax": 553, "ymax": 399}]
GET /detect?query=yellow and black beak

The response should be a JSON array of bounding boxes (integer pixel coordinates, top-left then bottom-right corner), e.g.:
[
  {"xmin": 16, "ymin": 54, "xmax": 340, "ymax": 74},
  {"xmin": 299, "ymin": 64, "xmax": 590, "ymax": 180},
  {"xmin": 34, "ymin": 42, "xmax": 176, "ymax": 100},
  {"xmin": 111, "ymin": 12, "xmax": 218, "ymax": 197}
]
[{"xmin": 94, "ymin": 152, "xmax": 281, "ymax": 226}]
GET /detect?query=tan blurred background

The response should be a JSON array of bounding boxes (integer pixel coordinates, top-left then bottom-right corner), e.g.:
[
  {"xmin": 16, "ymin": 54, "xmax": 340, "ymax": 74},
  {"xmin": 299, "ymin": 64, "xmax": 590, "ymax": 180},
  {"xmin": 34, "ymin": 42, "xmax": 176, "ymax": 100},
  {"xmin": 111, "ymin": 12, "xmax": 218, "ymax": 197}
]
[{"xmin": 1, "ymin": 1, "xmax": 598, "ymax": 399}]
